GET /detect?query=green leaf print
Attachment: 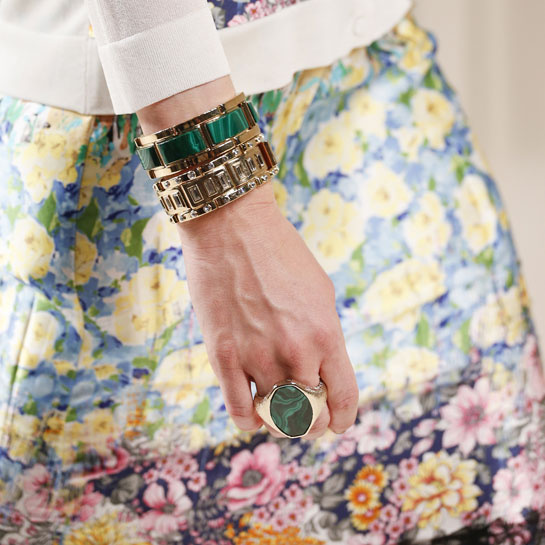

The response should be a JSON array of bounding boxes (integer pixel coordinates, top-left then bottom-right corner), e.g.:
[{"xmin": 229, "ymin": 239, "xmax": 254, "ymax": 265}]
[
  {"xmin": 66, "ymin": 407, "xmax": 78, "ymax": 423},
  {"xmin": 453, "ymin": 319, "xmax": 471, "ymax": 354},
  {"xmin": 428, "ymin": 177, "xmax": 436, "ymax": 191},
  {"xmin": 127, "ymin": 195, "xmax": 139, "ymax": 206},
  {"xmin": 133, "ymin": 356, "xmax": 157, "ymax": 372},
  {"xmin": 37, "ymin": 191, "xmax": 60, "ymax": 233},
  {"xmin": 416, "ymin": 314, "xmax": 435, "ymax": 348},
  {"xmin": 153, "ymin": 320, "xmax": 181, "ymax": 352},
  {"xmin": 295, "ymin": 153, "xmax": 311, "ymax": 188},
  {"xmin": 261, "ymin": 89, "xmax": 283, "ymax": 115},
  {"xmin": 5, "ymin": 205, "xmax": 22, "ymax": 227},
  {"xmin": 76, "ymin": 197, "xmax": 102, "ymax": 240},
  {"xmin": 453, "ymin": 157, "xmax": 471, "ymax": 183},
  {"xmin": 399, "ymin": 88, "xmax": 416, "ymax": 107},
  {"xmin": 146, "ymin": 418, "xmax": 164, "ymax": 440},
  {"xmin": 423, "ymin": 70, "xmax": 442, "ymax": 91},
  {"xmin": 192, "ymin": 397, "xmax": 211, "ymax": 426},
  {"xmin": 475, "ymin": 246, "xmax": 494, "ymax": 270},
  {"xmin": 349, "ymin": 242, "xmax": 365, "ymax": 274},
  {"xmin": 121, "ymin": 217, "xmax": 150, "ymax": 263},
  {"xmin": 35, "ymin": 296, "xmax": 57, "ymax": 312},
  {"xmin": 22, "ymin": 398, "xmax": 38, "ymax": 416}
]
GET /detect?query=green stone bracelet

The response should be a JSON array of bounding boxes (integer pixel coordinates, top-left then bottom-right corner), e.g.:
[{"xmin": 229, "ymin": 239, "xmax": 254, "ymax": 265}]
[{"xmin": 134, "ymin": 92, "xmax": 260, "ymax": 179}]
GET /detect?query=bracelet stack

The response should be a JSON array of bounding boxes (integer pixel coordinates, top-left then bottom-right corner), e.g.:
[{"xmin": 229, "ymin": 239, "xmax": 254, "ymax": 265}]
[{"xmin": 133, "ymin": 92, "xmax": 279, "ymax": 224}]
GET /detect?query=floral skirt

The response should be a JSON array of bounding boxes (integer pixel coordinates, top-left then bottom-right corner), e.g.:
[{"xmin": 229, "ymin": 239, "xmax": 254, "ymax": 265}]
[{"xmin": 0, "ymin": 14, "xmax": 544, "ymax": 545}]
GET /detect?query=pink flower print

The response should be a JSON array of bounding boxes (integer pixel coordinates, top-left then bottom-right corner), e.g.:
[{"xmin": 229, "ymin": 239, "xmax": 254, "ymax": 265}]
[
  {"xmin": 336, "ymin": 438, "xmax": 357, "ymax": 457},
  {"xmin": 399, "ymin": 457, "xmax": 418, "ymax": 476},
  {"xmin": 356, "ymin": 412, "xmax": 396, "ymax": 454},
  {"xmin": 221, "ymin": 443, "xmax": 287, "ymax": 511},
  {"xmin": 315, "ymin": 464, "xmax": 332, "ymax": 482},
  {"xmin": 253, "ymin": 506, "xmax": 270, "ymax": 523},
  {"xmin": 413, "ymin": 418, "xmax": 437, "ymax": 437},
  {"xmin": 440, "ymin": 377, "xmax": 501, "ymax": 455},
  {"xmin": 386, "ymin": 519, "xmax": 404, "ymax": 538},
  {"xmin": 227, "ymin": 14, "xmax": 249, "ymax": 27},
  {"xmin": 297, "ymin": 467, "xmax": 314, "ymax": 486},
  {"xmin": 21, "ymin": 464, "xmax": 50, "ymax": 494},
  {"xmin": 492, "ymin": 468, "xmax": 532, "ymax": 524},
  {"xmin": 18, "ymin": 464, "xmax": 55, "ymax": 522},
  {"xmin": 271, "ymin": 512, "xmax": 289, "ymax": 532},
  {"xmin": 187, "ymin": 471, "xmax": 207, "ymax": 493},
  {"xmin": 398, "ymin": 510, "xmax": 418, "ymax": 529},
  {"xmin": 283, "ymin": 483, "xmax": 303, "ymax": 503},
  {"xmin": 141, "ymin": 481, "xmax": 192, "ymax": 534},
  {"xmin": 78, "ymin": 484, "xmax": 103, "ymax": 522},
  {"xmin": 379, "ymin": 504, "xmax": 398, "ymax": 523},
  {"xmin": 269, "ymin": 495, "xmax": 287, "ymax": 512},
  {"xmin": 179, "ymin": 457, "xmax": 198, "ymax": 478},
  {"xmin": 522, "ymin": 334, "xmax": 545, "ymax": 401},
  {"xmin": 411, "ymin": 436, "xmax": 434, "ymax": 457}
]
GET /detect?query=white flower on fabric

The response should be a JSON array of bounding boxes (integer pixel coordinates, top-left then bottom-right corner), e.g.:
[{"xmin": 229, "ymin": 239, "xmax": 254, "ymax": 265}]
[
  {"xmin": 359, "ymin": 163, "xmax": 414, "ymax": 220},
  {"xmin": 403, "ymin": 192, "xmax": 451, "ymax": 257},
  {"xmin": 301, "ymin": 188, "xmax": 366, "ymax": 274},
  {"xmin": 470, "ymin": 285, "xmax": 526, "ymax": 348},
  {"xmin": 382, "ymin": 346, "xmax": 440, "ymax": 392},
  {"xmin": 455, "ymin": 174, "xmax": 498, "ymax": 254},
  {"xmin": 8, "ymin": 217, "xmax": 54, "ymax": 282},
  {"xmin": 303, "ymin": 113, "xmax": 363, "ymax": 179},
  {"xmin": 347, "ymin": 89, "xmax": 388, "ymax": 139},
  {"xmin": 412, "ymin": 88, "xmax": 455, "ymax": 149}
]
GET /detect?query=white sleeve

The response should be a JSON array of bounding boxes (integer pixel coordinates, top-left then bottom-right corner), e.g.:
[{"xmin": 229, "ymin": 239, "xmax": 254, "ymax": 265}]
[{"xmin": 85, "ymin": 0, "xmax": 231, "ymax": 114}]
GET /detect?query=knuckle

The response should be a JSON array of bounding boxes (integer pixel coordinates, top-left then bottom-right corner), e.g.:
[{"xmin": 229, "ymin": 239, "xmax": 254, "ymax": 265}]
[
  {"xmin": 213, "ymin": 341, "xmax": 238, "ymax": 369},
  {"xmin": 281, "ymin": 338, "xmax": 305, "ymax": 369},
  {"xmin": 331, "ymin": 387, "xmax": 360, "ymax": 412},
  {"xmin": 311, "ymin": 324, "xmax": 337, "ymax": 353}
]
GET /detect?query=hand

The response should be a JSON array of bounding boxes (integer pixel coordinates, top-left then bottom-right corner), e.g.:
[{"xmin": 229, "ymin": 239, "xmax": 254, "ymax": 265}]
[{"xmin": 176, "ymin": 182, "xmax": 360, "ymax": 439}]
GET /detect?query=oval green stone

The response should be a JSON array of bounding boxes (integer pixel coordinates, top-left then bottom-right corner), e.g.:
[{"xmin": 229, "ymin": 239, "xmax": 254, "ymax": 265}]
[{"xmin": 270, "ymin": 385, "xmax": 313, "ymax": 437}]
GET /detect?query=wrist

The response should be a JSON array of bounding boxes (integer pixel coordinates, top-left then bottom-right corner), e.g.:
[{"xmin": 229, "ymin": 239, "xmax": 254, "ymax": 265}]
[
  {"xmin": 136, "ymin": 75, "xmax": 237, "ymax": 135},
  {"xmin": 175, "ymin": 181, "xmax": 279, "ymax": 250}
]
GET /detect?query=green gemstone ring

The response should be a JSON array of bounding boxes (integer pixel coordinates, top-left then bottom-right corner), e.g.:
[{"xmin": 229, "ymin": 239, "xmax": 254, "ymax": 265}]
[{"xmin": 253, "ymin": 379, "xmax": 327, "ymax": 439}]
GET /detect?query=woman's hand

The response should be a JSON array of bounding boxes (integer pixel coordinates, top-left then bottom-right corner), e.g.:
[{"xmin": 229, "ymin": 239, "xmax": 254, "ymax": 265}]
[
  {"xmin": 136, "ymin": 75, "xmax": 359, "ymax": 439},
  {"xmin": 176, "ymin": 182, "xmax": 360, "ymax": 439}
]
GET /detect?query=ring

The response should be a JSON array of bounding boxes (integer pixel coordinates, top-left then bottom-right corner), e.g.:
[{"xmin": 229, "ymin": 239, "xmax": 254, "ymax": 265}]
[{"xmin": 253, "ymin": 378, "xmax": 328, "ymax": 439}]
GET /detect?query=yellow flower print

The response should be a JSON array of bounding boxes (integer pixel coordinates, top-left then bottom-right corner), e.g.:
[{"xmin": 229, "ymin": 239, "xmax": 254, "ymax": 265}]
[
  {"xmin": 84, "ymin": 408, "xmax": 117, "ymax": 442},
  {"xmin": 75, "ymin": 232, "xmax": 97, "ymax": 286},
  {"xmin": 455, "ymin": 174, "xmax": 498, "ymax": 254},
  {"xmin": 64, "ymin": 512, "xmax": 152, "ymax": 545},
  {"xmin": 0, "ymin": 411, "xmax": 40, "ymax": 460},
  {"xmin": 272, "ymin": 179, "xmax": 288, "ymax": 216},
  {"xmin": 360, "ymin": 163, "xmax": 414, "ymax": 219},
  {"xmin": 383, "ymin": 346, "xmax": 440, "ymax": 392},
  {"xmin": 355, "ymin": 464, "xmax": 388, "ymax": 489},
  {"xmin": 470, "ymin": 286, "xmax": 526, "ymax": 348},
  {"xmin": 337, "ymin": 47, "xmax": 371, "ymax": 92},
  {"xmin": 93, "ymin": 363, "xmax": 119, "ymax": 380},
  {"xmin": 346, "ymin": 90, "xmax": 387, "ymax": 139},
  {"xmin": 8, "ymin": 217, "xmax": 54, "ymax": 282},
  {"xmin": 152, "ymin": 343, "xmax": 219, "ymax": 409},
  {"xmin": 142, "ymin": 210, "xmax": 181, "ymax": 254},
  {"xmin": 412, "ymin": 88, "xmax": 455, "ymax": 150},
  {"xmin": 395, "ymin": 17, "xmax": 434, "ymax": 75},
  {"xmin": 402, "ymin": 451, "xmax": 481, "ymax": 528},
  {"xmin": 346, "ymin": 480, "xmax": 380, "ymax": 514},
  {"xmin": 301, "ymin": 189, "xmax": 366, "ymax": 274},
  {"xmin": 303, "ymin": 113, "xmax": 363, "ymax": 179},
  {"xmin": 18, "ymin": 309, "xmax": 60, "ymax": 369},
  {"xmin": 403, "ymin": 192, "xmax": 452, "ymax": 257},
  {"xmin": 392, "ymin": 126, "xmax": 425, "ymax": 161},
  {"xmin": 271, "ymin": 81, "xmax": 320, "ymax": 160},
  {"xmin": 362, "ymin": 258, "xmax": 447, "ymax": 327},
  {"xmin": 104, "ymin": 264, "xmax": 190, "ymax": 345},
  {"xmin": 14, "ymin": 109, "xmax": 93, "ymax": 202},
  {"xmin": 482, "ymin": 357, "xmax": 512, "ymax": 389},
  {"xmin": 228, "ymin": 522, "xmax": 326, "ymax": 545},
  {"xmin": 351, "ymin": 506, "xmax": 381, "ymax": 531}
]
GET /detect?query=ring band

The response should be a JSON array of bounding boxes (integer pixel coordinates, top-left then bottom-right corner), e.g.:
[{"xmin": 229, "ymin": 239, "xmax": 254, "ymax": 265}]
[{"xmin": 253, "ymin": 379, "xmax": 328, "ymax": 439}]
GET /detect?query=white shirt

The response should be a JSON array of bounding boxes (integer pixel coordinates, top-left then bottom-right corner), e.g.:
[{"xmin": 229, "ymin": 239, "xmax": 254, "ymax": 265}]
[{"xmin": 0, "ymin": 0, "xmax": 411, "ymax": 115}]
